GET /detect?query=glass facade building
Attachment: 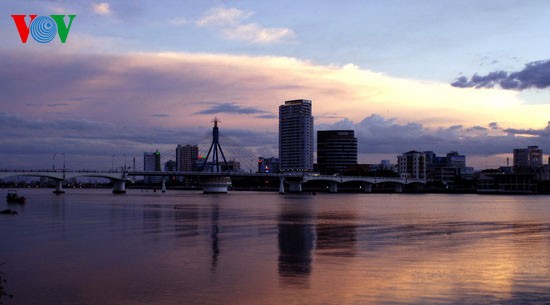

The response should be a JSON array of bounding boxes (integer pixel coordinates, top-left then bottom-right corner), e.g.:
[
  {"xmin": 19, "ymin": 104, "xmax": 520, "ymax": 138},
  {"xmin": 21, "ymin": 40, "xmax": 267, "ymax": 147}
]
[{"xmin": 317, "ymin": 130, "xmax": 357, "ymax": 174}]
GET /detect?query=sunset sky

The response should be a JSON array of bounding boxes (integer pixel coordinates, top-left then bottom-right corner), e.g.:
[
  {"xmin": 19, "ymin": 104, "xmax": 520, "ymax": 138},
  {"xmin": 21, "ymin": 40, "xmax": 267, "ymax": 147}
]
[{"xmin": 2, "ymin": 1, "xmax": 550, "ymax": 170}]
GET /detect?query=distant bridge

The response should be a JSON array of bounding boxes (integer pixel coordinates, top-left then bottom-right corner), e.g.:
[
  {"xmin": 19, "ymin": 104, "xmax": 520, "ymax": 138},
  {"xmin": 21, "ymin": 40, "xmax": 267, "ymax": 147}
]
[
  {"xmin": 1, "ymin": 170, "xmax": 425, "ymax": 194},
  {"xmin": 302, "ymin": 174, "xmax": 425, "ymax": 193},
  {"xmin": 0, "ymin": 170, "xmax": 129, "ymax": 194},
  {"xmin": 0, "ymin": 170, "xmax": 127, "ymax": 181}
]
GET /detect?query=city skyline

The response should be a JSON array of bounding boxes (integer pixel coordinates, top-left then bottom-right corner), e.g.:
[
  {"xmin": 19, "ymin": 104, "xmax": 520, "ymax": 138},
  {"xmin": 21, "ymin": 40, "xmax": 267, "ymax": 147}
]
[{"xmin": 2, "ymin": 1, "xmax": 550, "ymax": 170}]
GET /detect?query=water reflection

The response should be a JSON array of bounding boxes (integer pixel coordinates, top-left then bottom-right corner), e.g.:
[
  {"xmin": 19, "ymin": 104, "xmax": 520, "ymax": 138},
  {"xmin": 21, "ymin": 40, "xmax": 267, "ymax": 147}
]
[
  {"xmin": 211, "ymin": 203, "xmax": 220, "ymax": 273},
  {"xmin": 173, "ymin": 205, "xmax": 199, "ymax": 237},
  {"xmin": 277, "ymin": 201, "xmax": 315, "ymax": 286},
  {"xmin": 315, "ymin": 212, "xmax": 357, "ymax": 257},
  {"xmin": 5, "ymin": 191, "xmax": 550, "ymax": 305},
  {"xmin": 50, "ymin": 193, "xmax": 66, "ymax": 220},
  {"xmin": 143, "ymin": 204, "xmax": 162, "ymax": 234}
]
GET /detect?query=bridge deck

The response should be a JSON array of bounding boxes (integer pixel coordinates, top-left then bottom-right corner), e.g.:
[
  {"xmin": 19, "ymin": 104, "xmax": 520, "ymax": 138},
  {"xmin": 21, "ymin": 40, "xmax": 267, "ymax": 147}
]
[{"xmin": 1, "ymin": 170, "xmax": 425, "ymax": 184}]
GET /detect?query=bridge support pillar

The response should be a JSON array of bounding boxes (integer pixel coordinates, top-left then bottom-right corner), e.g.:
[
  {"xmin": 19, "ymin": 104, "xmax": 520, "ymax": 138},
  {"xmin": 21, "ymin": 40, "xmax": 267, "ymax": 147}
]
[
  {"xmin": 288, "ymin": 181, "xmax": 302, "ymax": 193},
  {"xmin": 53, "ymin": 180, "xmax": 65, "ymax": 194},
  {"xmin": 279, "ymin": 177, "xmax": 285, "ymax": 194},
  {"xmin": 395, "ymin": 184, "xmax": 403, "ymax": 193},
  {"xmin": 161, "ymin": 179, "xmax": 166, "ymax": 193},
  {"xmin": 329, "ymin": 182, "xmax": 338, "ymax": 193},
  {"xmin": 363, "ymin": 184, "xmax": 372, "ymax": 193},
  {"xmin": 113, "ymin": 180, "xmax": 126, "ymax": 194}
]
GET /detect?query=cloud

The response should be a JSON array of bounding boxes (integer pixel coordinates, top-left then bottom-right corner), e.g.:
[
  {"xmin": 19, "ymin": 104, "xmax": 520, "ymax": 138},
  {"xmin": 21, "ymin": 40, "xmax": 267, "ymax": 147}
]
[
  {"xmin": 196, "ymin": 7, "xmax": 252, "ymax": 27},
  {"xmin": 196, "ymin": 6, "xmax": 295, "ymax": 44},
  {"xmin": 317, "ymin": 113, "xmax": 345, "ymax": 119},
  {"xmin": 49, "ymin": 6, "xmax": 69, "ymax": 14},
  {"xmin": 47, "ymin": 103, "xmax": 69, "ymax": 108},
  {"xmin": 170, "ymin": 17, "xmax": 188, "ymax": 26},
  {"xmin": 4, "ymin": 49, "xmax": 541, "ymax": 134},
  {"xmin": 194, "ymin": 102, "xmax": 271, "ymax": 115},
  {"xmin": 224, "ymin": 24, "xmax": 295, "ymax": 44},
  {"xmin": 452, "ymin": 59, "xmax": 550, "ymax": 90},
  {"xmin": 254, "ymin": 114, "xmax": 278, "ymax": 119},
  {"xmin": 321, "ymin": 114, "xmax": 550, "ymax": 158},
  {"xmin": 503, "ymin": 121, "xmax": 550, "ymax": 137},
  {"xmin": 0, "ymin": 111, "xmax": 274, "ymax": 171},
  {"xmin": 3, "ymin": 49, "xmax": 550, "ymax": 169},
  {"xmin": 92, "ymin": 2, "xmax": 111, "ymax": 15},
  {"xmin": 1, "ymin": 109, "xmax": 549, "ymax": 170}
]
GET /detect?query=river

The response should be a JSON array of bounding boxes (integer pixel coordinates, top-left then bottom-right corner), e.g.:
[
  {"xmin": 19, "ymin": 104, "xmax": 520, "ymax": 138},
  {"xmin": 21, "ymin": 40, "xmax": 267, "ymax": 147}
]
[{"xmin": 2, "ymin": 189, "xmax": 550, "ymax": 304}]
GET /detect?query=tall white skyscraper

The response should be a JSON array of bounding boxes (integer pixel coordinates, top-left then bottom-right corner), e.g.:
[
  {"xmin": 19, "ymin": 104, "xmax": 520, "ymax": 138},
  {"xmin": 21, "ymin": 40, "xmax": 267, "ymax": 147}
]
[{"xmin": 279, "ymin": 99, "xmax": 314, "ymax": 172}]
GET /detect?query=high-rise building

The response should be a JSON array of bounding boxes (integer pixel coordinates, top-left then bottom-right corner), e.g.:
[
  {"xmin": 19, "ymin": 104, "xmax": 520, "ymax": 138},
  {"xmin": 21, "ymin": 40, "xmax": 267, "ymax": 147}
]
[
  {"xmin": 144, "ymin": 150, "xmax": 161, "ymax": 171},
  {"xmin": 176, "ymin": 144, "xmax": 198, "ymax": 172},
  {"xmin": 513, "ymin": 146, "xmax": 543, "ymax": 171},
  {"xmin": 397, "ymin": 151, "xmax": 426, "ymax": 179},
  {"xmin": 279, "ymin": 99, "xmax": 314, "ymax": 172},
  {"xmin": 317, "ymin": 130, "xmax": 357, "ymax": 174},
  {"xmin": 144, "ymin": 150, "xmax": 161, "ymax": 184}
]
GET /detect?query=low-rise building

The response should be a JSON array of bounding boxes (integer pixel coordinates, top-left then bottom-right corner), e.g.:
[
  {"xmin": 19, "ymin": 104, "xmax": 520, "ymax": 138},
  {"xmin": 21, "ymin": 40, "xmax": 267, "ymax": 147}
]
[
  {"xmin": 397, "ymin": 151, "xmax": 426, "ymax": 179},
  {"xmin": 258, "ymin": 157, "xmax": 280, "ymax": 173}
]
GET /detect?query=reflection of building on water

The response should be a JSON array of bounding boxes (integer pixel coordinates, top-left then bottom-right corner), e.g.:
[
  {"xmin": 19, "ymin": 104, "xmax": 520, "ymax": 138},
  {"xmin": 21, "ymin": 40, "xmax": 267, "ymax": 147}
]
[
  {"xmin": 278, "ymin": 204, "xmax": 315, "ymax": 285},
  {"xmin": 143, "ymin": 204, "xmax": 162, "ymax": 234},
  {"xmin": 315, "ymin": 212, "xmax": 357, "ymax": 257},
  {"xmin": 173, "ymin": 205, "xmax": 199, "ymax": 238},
  {"xmin": 211, "ymin": 204, "xmax": 220, "ymax": 273}
]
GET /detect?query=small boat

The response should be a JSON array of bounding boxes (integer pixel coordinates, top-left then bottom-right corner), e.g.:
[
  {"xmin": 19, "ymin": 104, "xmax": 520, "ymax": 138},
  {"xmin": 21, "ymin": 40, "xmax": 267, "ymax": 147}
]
[{"xmin": 6, "ymin": 190, "xmax": 26, "ymax": 203}]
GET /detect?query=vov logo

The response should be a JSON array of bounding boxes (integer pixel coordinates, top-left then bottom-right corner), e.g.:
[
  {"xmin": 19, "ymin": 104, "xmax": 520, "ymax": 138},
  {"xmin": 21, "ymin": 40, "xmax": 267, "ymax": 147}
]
[{"xmin": 11, "ymin": 15, "xmax": 76, "ymax": 44}]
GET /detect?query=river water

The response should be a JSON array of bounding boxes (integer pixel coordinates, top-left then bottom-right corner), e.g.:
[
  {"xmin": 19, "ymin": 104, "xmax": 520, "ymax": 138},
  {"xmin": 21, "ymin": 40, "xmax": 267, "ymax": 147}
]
[{"xmin": 2, "ymin": 189, "xmax": 550, "ymax": 305}]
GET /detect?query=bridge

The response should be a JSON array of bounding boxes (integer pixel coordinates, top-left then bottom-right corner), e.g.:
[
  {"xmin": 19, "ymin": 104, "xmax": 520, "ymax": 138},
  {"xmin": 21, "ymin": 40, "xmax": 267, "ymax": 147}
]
[
  {"xmin": 0, "ymin": 170, "xmax": 129, "ymax": 194},
  {"xmin": 0, "ymin": 170, "xmax": 425, "ymax": 194},
  {"xmin": 302, "ymin": 174, "xmax": 426, "ymax": 193}
]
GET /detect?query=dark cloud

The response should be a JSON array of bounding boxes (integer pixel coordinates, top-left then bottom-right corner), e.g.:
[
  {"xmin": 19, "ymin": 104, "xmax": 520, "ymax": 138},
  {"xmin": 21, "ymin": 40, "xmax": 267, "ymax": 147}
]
[
  {"xmin": 152, "ymin": 113, "xmax": 170, "ymax": 117},
  {"xmin": 503, "ymin": 122, "xmax": 550, "ymax": 137},
  {"xmin": 466, "ymin": 126, "xmax": 488, "ymax": 132},
  {"xmin": 254, "ymin": 114, "xmax": 277, "ymax": 119},
  {"xmin": 194, "ymin": 102, "xmax": 270, "ymax": 115},
  {"xmin": 452, "ymin": 59, "xmax": 550, "ymax": 90},
  {"xmin": 3, "ymin": 111, "xmax": 550, "ymax": 170},
  {"xmin": 320, "ymin": 114, "xmax": 550, "ymax": 157},
  {"xmin": 316, "ymin": 113, "xmax": 345, "ymax": 119},
  {"xmin": 0, "ymin": 112, "xmax": 276, "ymax": 171},
  {"xmin": 0, "ymin": 112, "xmax": 193, "ymax": 155}
]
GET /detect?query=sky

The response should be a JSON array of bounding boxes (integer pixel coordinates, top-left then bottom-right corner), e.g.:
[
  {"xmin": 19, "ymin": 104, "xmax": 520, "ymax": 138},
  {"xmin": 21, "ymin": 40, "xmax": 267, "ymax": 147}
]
[{"xmin": 2, "ymin": 0, "xmax": 550, "ymax": 170}]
